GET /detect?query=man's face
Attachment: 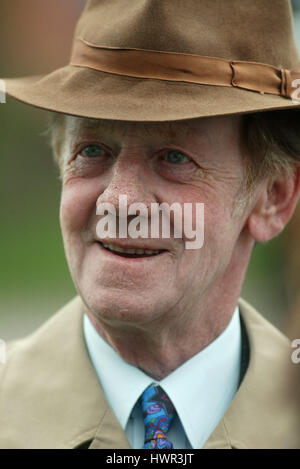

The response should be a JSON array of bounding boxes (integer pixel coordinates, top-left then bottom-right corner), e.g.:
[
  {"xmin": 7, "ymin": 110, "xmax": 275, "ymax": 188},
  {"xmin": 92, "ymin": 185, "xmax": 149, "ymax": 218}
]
[{"xmin": 59, "ymin": 115, "xmax": 253, "ymax": 329}]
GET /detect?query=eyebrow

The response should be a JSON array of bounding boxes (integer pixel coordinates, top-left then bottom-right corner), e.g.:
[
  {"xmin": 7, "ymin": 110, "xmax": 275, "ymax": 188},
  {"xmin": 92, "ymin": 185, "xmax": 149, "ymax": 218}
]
[{"xmin": 72, "ymin": 116, "xmax": 198, "ymax": 140}]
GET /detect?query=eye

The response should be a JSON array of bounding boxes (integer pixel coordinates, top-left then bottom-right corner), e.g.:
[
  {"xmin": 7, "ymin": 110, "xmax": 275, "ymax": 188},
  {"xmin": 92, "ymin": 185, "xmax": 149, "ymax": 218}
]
[
  {"xmin": 79, "ymin": 144, "xmax": 106, "ymax": 158},
  {"xmin": 164, "ymin": 150, "xmax": 191, "ymax": 164}
]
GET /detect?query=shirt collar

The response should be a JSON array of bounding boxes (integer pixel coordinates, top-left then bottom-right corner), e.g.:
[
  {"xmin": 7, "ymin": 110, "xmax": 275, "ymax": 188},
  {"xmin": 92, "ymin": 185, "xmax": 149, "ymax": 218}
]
[
  {"xmin": 83, "ymin": 315, "xmax": 153, "ymax": 430},
  {"xmin": 83, "ymin": 306, "xmax": 241, "ymax": 449}
]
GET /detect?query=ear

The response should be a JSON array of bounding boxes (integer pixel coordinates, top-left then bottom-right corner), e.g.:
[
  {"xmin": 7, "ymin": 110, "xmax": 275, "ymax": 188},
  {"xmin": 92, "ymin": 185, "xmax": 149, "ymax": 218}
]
[{"xmin": 247, "ymin": 168, "xmax": 300, "ymax": 243}]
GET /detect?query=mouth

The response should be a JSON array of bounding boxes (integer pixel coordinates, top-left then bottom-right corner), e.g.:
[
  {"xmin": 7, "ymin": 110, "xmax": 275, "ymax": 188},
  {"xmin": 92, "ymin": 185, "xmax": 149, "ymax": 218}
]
[{"xmin": 97, "ymin": 241, "xmax": 167, "ymax": 258}]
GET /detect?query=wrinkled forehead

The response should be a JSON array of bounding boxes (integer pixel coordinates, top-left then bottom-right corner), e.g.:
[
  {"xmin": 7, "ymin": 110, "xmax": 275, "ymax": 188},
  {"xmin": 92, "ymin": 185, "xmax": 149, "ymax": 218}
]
[{"xmin": 63, "ymin": 114, "xmax": 243, "ymax": 142}]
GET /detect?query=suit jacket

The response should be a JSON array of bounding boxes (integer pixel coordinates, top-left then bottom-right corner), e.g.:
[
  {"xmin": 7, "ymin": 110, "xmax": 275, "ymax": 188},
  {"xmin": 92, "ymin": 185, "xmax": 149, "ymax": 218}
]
[{"xmin": 0, "ymin": 296, "xmax": 299, "ymax": 449}]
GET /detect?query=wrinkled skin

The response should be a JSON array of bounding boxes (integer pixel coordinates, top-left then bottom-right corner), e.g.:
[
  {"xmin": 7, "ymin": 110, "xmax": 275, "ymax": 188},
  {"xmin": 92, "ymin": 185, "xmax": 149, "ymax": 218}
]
[{"xmin": 57, "ymin": 115, "xmax": 300, "ymax": 379}]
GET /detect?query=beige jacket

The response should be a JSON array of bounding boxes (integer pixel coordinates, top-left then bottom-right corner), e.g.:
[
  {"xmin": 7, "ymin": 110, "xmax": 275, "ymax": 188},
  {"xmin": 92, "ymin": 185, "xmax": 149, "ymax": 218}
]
[{"xmin": 0, "ymin": 297, "xmax": 299, "ymax": 449}]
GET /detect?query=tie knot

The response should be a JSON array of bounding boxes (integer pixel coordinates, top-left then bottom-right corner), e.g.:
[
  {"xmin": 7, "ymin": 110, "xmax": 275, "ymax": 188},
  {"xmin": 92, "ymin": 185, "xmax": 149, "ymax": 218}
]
[{"xmin": 141, "ymin": 384, "xmax": 176, "ymax": 449}]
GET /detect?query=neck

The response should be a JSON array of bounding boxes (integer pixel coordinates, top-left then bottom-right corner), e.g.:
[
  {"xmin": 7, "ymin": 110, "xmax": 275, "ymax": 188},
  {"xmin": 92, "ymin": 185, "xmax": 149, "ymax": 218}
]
[
  {"xmin": 89, "ymin": 306, "xmax": 236, "ymax": 381},
  {"xmin": 87, "ymin": 279, "xmax": 245, "ymax": 381}
]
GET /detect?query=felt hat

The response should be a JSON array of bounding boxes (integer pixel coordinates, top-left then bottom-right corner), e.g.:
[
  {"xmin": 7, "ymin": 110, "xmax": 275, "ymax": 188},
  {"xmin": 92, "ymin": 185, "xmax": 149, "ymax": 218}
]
[{"xmin": 3, "ymin": 0, "xmax": 300, "ymax": 121}]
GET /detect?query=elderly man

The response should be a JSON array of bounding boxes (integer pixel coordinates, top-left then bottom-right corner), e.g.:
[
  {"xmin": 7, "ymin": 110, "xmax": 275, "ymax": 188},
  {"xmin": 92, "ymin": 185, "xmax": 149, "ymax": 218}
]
[{"xmin": 1, "ymin": 0, "xmax": 300, "ymax": 450}]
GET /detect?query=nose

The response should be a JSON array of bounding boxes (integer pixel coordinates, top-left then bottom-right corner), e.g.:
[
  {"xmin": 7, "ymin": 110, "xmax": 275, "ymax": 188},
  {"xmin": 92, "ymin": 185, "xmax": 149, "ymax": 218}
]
[{"xmin": 96, "ymin": 152, "xmax": 157, "ymax": 213}]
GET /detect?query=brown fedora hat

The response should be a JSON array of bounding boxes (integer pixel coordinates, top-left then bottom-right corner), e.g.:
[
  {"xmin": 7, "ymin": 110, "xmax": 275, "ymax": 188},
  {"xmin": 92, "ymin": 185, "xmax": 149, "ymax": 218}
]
[{"xmin": 3, "ymin": 0, "xmax": 300, "ymax": 121}]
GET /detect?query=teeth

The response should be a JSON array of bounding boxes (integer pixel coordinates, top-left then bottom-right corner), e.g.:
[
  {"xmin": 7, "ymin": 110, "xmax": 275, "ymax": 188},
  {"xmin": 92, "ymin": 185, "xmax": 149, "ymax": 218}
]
[{"xmin": 102, "ymin": 243, "xmax": 160, "ymax": 255}]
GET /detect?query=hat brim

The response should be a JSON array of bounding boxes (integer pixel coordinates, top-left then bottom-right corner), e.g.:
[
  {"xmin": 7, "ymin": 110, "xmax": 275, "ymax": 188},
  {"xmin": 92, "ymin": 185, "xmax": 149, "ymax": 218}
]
[{"xmin": 3, "ymin": 65, "xmax": 300, "ymax": 121}]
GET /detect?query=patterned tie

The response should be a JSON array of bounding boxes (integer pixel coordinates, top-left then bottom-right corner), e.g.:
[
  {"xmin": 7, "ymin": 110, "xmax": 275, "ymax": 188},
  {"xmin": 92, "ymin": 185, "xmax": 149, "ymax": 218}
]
[{"xmin": 141, "ymin": 384, "xmax": 176, "ymax": 449}]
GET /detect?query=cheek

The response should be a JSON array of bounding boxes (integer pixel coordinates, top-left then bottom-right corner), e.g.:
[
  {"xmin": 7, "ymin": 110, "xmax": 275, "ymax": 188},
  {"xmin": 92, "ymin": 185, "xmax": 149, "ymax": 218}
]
[
  {"xmin": 169, "ymin": 185, "xmax": 236, "ymax": 236},
  {"xmin": 59, "ymin": 182, "xmax": 99, "ymax": 236},
  {"xmin": 181, "ymin": 192, "xmax": 241, "ymax": 271}
]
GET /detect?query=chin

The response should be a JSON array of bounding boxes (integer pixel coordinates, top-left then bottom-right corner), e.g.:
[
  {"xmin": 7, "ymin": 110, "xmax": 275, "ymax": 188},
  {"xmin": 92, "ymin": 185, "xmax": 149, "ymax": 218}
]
[{"xmin": 81, "ymin": 286, "xmax": 173, "ymax": 326}]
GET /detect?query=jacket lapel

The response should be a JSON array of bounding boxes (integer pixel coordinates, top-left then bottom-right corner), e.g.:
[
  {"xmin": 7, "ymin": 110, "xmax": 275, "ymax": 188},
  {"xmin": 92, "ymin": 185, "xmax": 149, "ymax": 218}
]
[
  {"xmin": 0, "ymin": 297, "xmax": 130, "ymax": 449},
  {"xmin": 1, "ymin": 296, "xmax": 299, "ymax": 449},
  {"xmin": 203, "ymin": 298, "xmax": 300, "ymax": 449}
]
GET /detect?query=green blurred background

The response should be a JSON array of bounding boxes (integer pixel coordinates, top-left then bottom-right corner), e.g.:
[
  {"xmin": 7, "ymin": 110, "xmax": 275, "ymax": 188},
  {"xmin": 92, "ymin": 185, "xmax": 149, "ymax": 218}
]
[{"xmin": 1, "ymin": 0, "xmax": 300, "ymax": 340}]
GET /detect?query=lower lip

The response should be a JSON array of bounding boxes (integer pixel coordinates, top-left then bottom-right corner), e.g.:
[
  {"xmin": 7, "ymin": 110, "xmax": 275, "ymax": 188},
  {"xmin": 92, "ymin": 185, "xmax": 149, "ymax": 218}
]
[{"xmin": 96, "ymin": 242, "xmax": 168, "ymax": 262}]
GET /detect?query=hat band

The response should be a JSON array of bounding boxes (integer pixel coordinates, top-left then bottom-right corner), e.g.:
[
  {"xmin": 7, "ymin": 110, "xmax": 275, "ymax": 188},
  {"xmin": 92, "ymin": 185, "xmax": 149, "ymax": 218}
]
[{"xmin": 71, "ymin": 38, "xmax": 299, "ymax": 99}]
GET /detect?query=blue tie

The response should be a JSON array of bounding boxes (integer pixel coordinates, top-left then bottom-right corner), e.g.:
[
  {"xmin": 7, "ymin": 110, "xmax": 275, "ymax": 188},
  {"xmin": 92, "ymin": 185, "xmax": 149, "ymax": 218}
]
[{"xmin": 141, "ymin": 384, "xmax": 176, "ymax": 449}]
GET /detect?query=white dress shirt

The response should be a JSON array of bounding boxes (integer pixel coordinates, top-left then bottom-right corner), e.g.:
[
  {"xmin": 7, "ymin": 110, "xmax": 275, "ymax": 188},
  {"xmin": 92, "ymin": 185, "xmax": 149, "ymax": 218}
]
[{"xmin": 83, "ymin": 307, "xmax": 242, "ymax": 449}]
